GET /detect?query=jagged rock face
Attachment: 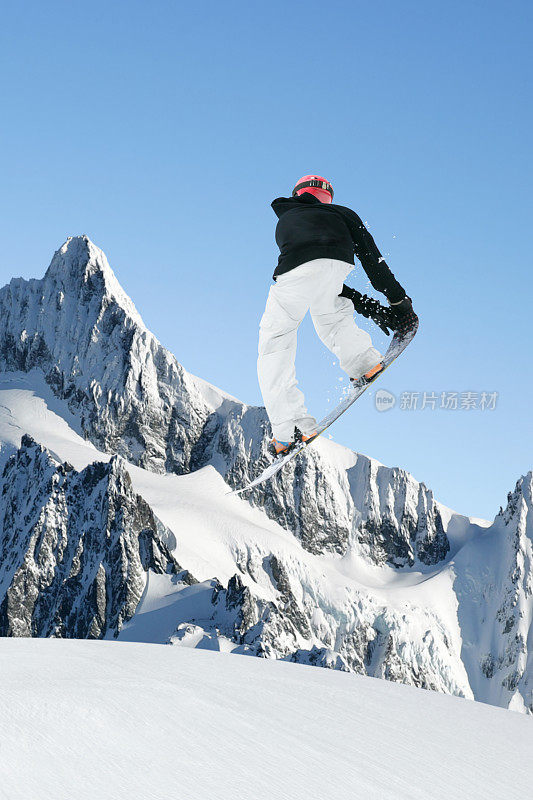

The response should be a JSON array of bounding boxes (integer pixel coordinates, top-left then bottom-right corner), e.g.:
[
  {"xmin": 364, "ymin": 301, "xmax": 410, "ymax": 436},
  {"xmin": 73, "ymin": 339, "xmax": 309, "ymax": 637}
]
[
  {"xmin": 0, "ymin": 237, "xmax": 453, "ymax": 569},
  {"xmin": 194, "ymin": 406, "xmax": 356, "ymax": 556},
  {"xmin": 347, "ymin": 457, "xmax": 450, "ymax": 567},
  {"xmin": 192, "ymin": 405, "xmax": 450, "ymax": 567},
  {"xmin": 0, "ymin": 435, "xmax": 190, "ymax": 639},
  {"xmin": 454, "ymin": 472, "xmax": 533, "ymax": 714},
  {"xmin": 0, "ymin": 237, "xmax": 215, "ymax": 474}
]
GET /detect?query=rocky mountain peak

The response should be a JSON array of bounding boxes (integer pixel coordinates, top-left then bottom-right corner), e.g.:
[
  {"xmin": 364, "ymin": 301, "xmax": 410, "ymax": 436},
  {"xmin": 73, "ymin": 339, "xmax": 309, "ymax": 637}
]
[
  {"xmin": 500, "ymin": 471, "xmax": 533, "ymax": 529},
  {"xmin": 43, "ymin": 235, "xmax": 145, "ymax": 328}
]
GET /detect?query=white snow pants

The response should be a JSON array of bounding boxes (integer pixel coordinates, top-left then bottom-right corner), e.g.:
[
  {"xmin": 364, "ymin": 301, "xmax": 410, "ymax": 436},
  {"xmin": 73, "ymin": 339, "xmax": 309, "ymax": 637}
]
[{"xmin": 257, "ymin": 258, "xmax": 382, "ymax": 442}]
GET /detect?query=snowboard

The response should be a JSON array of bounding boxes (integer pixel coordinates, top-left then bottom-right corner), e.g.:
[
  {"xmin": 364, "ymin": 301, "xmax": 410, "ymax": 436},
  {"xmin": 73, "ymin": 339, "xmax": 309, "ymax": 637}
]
[{"xmin": 232, "ymin": 313, "xmax": 418, "ymax": 495}]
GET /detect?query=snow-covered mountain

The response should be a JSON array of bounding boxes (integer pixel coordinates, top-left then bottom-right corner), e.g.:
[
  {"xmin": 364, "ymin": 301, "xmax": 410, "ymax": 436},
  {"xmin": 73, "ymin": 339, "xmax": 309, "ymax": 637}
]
[
  {"xmin": 0, "ymin": 435, "xmax": 193, "ymax": 638},
  {"xmin": 0, "ymin": 236, "xmax": 531, "ymax": 714},
  {"xmin": 0, "ymin": 236, "xmax": 454, "ymax": 564}
]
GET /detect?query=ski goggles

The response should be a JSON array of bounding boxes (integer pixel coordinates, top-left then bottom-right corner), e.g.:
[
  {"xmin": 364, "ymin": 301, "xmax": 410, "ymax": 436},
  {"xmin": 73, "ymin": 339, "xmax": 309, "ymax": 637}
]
[{"xmin": 292, "ymin": 178, "xmax": 334, "ymax": 199}]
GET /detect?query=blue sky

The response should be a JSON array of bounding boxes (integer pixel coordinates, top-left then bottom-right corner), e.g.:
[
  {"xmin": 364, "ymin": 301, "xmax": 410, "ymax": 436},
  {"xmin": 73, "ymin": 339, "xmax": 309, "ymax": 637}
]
[{"xmin": 0, "ymin": 0, "xmax": 531, "ymax": 518}]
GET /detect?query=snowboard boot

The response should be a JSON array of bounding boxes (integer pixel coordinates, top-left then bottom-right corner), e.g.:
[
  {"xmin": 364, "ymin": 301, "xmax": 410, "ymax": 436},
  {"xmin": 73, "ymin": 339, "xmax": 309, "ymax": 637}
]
[
  {"xmin": 351, "ymin": 362, "xmax": 385, "ymax": 386},
  {"xmin": 268, "ymin": 437, "xmax": 294, "ymax": 457},
  {"xmin": 268, "ymin": 428, "xmax": 318, "ymax": 458},
  {"xmin": 295, "ymin": 427, "xmax": 318, "ymax": 445}
]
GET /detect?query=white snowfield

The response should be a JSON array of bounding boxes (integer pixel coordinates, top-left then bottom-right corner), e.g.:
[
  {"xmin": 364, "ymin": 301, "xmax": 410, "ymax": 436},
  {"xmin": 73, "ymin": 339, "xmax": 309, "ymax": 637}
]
[{"xmin": 1, "ymin": 638, "xmax": 531, "ymax": 800}]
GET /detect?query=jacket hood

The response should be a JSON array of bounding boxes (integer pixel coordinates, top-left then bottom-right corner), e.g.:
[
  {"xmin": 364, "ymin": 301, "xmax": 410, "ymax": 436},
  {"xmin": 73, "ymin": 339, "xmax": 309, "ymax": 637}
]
[{"xmin": 271, "ymin": 192, "xmax": 321, "ymax": 219}]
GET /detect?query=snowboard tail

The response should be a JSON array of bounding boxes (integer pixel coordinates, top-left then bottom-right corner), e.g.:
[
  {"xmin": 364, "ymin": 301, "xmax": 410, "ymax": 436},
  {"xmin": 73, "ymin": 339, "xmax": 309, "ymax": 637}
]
[{"xmin": 232, "ymin": 314, "xmax": 418, "ymax": 494}]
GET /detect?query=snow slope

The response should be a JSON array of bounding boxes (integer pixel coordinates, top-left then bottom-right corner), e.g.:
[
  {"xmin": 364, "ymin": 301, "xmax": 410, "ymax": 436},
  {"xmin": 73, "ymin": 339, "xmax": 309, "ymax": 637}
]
[{"xmin": 1, "ymin": 638, "xmax": 531, "ymax": 800}]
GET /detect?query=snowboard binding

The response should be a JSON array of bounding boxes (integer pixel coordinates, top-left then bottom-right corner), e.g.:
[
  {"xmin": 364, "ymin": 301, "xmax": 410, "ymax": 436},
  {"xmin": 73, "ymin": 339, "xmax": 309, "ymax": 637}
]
[
  {"xmin": 350, "ymin": 361, "xmax": 385, "ymax": 388},
  {"xmin": 268, "ymin": 427, "xmax": 318, "ymax": 458}
]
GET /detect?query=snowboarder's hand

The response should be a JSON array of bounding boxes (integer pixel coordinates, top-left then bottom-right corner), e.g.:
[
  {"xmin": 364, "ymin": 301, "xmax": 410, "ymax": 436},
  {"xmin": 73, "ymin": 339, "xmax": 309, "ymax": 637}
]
[{"xmin": 389, "ymin": 296, "xmax": 418, "ymax": 333}]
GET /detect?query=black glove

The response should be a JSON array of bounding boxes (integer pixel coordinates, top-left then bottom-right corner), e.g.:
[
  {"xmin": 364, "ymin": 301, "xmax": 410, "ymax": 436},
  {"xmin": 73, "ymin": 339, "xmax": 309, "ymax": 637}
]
[
  {"xmin": 389, "ymin": 296, "xmax": 413, "ymax": 315},
  {"xmin": 388, "ymin": 296, "xmax": 418, "ymax": 334},
  {"xmin": 339, "ymin": 284, "xmax": 394, "ymax": 335}
]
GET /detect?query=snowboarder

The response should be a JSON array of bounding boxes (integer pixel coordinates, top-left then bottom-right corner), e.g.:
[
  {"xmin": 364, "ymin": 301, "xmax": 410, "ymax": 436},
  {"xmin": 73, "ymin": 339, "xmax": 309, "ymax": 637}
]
[{"xmin": 258, "ymin": 174, "xmax": 415, "ymax": 457}]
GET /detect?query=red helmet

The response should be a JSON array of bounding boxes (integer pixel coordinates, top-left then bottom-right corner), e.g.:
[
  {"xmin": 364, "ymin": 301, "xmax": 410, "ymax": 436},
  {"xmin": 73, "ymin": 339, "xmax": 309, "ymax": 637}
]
[{"xmin": 293, "ymin": 174, "xmax": 334, "ymax": 203}]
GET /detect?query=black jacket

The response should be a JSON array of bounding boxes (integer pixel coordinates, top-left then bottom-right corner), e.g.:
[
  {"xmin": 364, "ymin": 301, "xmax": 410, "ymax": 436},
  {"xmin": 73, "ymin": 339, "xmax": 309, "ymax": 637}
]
[{"xmin": 271, "ymin": 192, "xmax": 406, "ymax": 304}]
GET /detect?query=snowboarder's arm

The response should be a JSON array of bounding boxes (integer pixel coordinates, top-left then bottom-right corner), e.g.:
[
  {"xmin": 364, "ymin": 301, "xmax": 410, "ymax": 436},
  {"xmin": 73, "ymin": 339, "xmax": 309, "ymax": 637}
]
[
  {"xmin": 338, "ymin": 208, "xmax": 407, "ymax": 304},
  {"xmin": 339, "ymin": 285, "xmax": 393, "ymax": 335},
  {"xmin": 340, "ymin": 285, "xmax": 417, "ymax": 334}
]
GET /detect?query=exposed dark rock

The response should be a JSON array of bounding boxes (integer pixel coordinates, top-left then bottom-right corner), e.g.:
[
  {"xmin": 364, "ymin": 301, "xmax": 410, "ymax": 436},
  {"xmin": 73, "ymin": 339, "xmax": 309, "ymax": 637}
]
[{"xmin": 0, "ymin": 436, "xmax": 189, "ymax": 639}]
